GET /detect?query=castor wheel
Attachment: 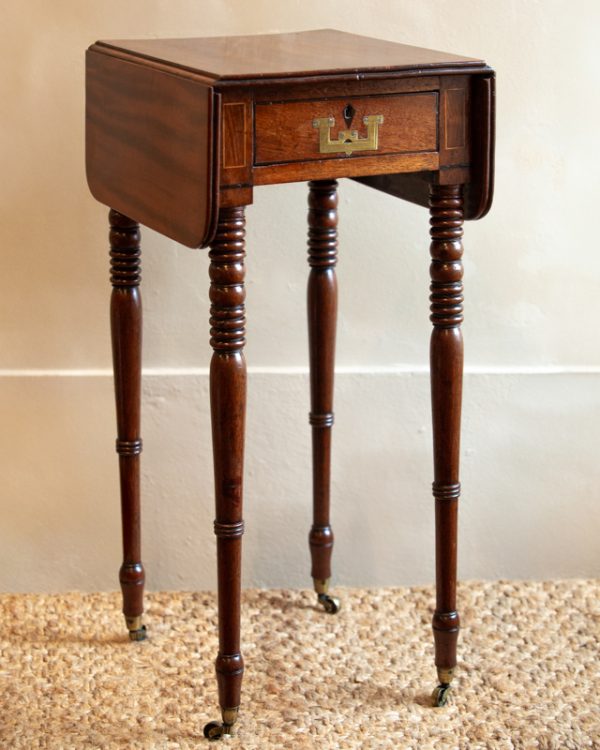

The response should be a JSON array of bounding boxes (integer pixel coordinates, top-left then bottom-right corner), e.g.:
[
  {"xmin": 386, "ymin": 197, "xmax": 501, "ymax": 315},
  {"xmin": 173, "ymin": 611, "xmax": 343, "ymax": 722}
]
[
  {"xmin": 125, "ymin": 616, "xmax": 147, "ymax": 642},
  {"xmin": 128, "ymin": 624, "xmax": 147, "ymax": 641},
  {"xmin": 431, "ymin": 683, "xmax": 451, "ymax": 707},
  {"xmin": 203, "ymin": 721, "xmax": 231, "ymax": 741},
  {"xmin": 318, "ymin": 593, "xmax": 341, "ymax": 614},
  {"xmin": 204, "ymin": 708, "xmax": 237, "ymax": 741}
]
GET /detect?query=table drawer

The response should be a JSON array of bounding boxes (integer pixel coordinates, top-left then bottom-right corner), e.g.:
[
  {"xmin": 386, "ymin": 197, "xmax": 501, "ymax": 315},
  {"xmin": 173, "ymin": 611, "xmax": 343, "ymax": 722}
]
[{"xmin": 254, "ymin": 92, "xmax": 438, "ymax": 166}]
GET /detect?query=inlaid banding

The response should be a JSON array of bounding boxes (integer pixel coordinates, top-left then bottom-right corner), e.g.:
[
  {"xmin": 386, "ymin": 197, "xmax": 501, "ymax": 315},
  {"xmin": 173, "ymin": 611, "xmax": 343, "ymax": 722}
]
[
  {"xmin": 309, "ymin": 412, "xmax": 334, "ymax": 428},
  {"xmin": 116, "ymin": 439, "xmax": 143, "ymax": 456},
  {"xmin": 432, "ymin": 482, "xmax": 461, "ymax": 500},
  {"xmin": 214, "ymin": 520, "xmax": 245, "ymax": 539}
]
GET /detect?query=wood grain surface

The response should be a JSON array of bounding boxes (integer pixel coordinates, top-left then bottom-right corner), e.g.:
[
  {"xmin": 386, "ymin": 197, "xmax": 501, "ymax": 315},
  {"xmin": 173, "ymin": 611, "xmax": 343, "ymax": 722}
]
[
  {"xmin": 95, "ymin": 29, "xmax": 485, "ymax": 81},
  {"xmin": 86, "ymin": 49, "xmax": 218, "ymax": 248}
]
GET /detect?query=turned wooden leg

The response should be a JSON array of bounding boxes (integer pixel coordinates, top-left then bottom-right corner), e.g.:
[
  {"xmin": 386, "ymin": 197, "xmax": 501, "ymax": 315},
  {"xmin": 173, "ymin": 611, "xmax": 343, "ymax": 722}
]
[
  {"xmin": 109, "ymin": 209, "xmax": 146, "ymax": 641},
  {"xmin": 204, "ymin": 206, "xmax": 246, "ymax": 741},
  {"xmin": 428, "ymin": 184, "xmax": 464, "ymax": 706},
  {"xmin": 307, "ymin": 179, "xmax": 340, "ymax": 615}
]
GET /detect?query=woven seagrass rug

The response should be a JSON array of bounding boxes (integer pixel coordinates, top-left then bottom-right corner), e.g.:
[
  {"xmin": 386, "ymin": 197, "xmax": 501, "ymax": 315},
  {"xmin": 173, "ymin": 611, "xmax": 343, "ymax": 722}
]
[{"xmin": 1, "ymin": 580, "xmax": 598, "ymax": 749}]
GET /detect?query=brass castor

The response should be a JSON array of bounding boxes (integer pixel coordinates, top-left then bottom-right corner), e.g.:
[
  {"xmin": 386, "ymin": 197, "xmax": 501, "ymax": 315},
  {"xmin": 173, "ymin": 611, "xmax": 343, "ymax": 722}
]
[
  {"xmin": 431, "ymin": 683, "xmax": 451, "ymax": 707},
  {"xmin": 318, "ymin": 593, "xmax": 341, "ymax": 614},
  {"xmin": 431, "ymin": 668, "xmax": 454, "ymax": 706},
  {"xmin": 203, "ymin": 721, "xmax": 231, "ymax": 741},
  {"xmin": 313, "ymin": 578, "xmax": 341, "ymax": 614},
  {"xmin": 204, "ymin": 708, "xmax": 238, "ymax": 741},
  {"xmin": 125, "ymin": 615, "xmax": 147, "ymax": 642}
]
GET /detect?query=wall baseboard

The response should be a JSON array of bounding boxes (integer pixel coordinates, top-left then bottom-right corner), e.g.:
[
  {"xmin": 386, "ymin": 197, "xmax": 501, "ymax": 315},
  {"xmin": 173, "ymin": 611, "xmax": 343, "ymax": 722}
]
[{"xmin": 2, "ymin": 364, "xmax": 600, "ymax": 377}]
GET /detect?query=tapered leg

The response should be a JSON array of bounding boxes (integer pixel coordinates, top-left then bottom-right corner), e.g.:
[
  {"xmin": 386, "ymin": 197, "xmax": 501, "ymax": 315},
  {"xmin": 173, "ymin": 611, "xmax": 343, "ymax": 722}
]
[
  {"xmin": 204, "ymin": 207, "xmax": 246, "ymax": 741},
  {"xmin": 109, "ymin": 209, "xmax": 146, "ymax": 641},
  {"xmin": 306, "ymin": 180, "xmax": 340, "ymax": 614},
  {"xmin": 428, "ymin": 184, "xmax": 464, "ymax": 706}
]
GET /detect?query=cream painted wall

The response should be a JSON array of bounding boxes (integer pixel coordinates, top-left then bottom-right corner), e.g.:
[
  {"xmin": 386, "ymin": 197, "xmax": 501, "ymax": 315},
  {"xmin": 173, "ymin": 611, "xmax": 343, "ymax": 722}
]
[{"xmin": 1, "ymin": 1, "xmax": 599, "ymax": 593}]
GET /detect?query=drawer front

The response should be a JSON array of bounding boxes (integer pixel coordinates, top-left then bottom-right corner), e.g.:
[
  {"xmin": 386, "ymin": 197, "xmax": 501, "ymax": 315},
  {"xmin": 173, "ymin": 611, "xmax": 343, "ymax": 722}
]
[{"xmin": 254, "ymin": 92, "xmax": 438, "ymax": 166}]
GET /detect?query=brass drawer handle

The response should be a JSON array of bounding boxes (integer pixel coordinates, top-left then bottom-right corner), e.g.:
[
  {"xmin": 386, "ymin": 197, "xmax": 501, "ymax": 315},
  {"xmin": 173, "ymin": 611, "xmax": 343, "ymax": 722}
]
[{"xmin": 312, "ymin": 114, "xmax": 384, "ymax": 155}]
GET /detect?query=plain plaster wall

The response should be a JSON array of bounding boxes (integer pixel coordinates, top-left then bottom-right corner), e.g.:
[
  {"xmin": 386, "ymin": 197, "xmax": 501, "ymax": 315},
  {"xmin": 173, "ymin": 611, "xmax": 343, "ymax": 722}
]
[{"xmin": 1, "ymin": 0, "xmax": 599, "ymax": 593}]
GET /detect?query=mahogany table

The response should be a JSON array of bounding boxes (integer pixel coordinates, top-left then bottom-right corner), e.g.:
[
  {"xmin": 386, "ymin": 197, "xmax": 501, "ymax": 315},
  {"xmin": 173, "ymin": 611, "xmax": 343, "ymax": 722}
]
[{"xmin": 85, "ymin": 29, "xmax": 495, "ymax": 740}]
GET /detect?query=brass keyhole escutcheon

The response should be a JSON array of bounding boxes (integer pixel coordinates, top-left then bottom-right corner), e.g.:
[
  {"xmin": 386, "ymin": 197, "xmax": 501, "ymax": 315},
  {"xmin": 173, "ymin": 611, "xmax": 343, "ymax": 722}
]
[
  {"xmin": 343, "ymin": 103, "xmax": 356, "ymax": 128},
  {"xmin": 312, "ymin": 113, "xmax": 384, "ymax": 156}
]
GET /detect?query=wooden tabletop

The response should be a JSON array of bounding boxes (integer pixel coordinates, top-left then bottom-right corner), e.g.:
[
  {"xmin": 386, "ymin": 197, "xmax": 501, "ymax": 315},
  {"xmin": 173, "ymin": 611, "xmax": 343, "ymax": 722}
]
[
  {"xmin": 95, "ymin": 29, "xmax": 485, "ymax": 82},
  {"xmin": 86, "ymin": 28, "xmax": 494, "ymax": 247}
]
